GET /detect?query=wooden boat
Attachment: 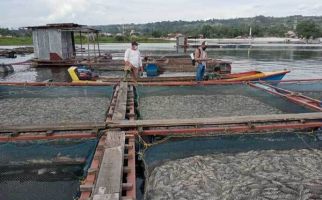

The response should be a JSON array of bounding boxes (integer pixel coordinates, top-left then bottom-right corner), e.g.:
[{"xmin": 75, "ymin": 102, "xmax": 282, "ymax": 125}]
[
  {"xmin": 223, "ymin": 70, "xmax": 290, "ymax": 82},
  {"xmin": 68, "ymin": 66, "xmax": 290, "ymax": 83}
]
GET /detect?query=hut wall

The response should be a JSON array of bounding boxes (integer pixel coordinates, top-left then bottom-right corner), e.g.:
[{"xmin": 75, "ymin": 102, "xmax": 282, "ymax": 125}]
[
  {"xmin": 32, "ymin": 29, "xmax": 51, "ymax": 60},
  {"xmin": 48, "ymin": 29, "xmax": 63, "ymax": 59},
  {"xmin": 32, "ymin": 29, "xmax": 74, "ymax": 60},
  {"xmin": 61, "ymin": 31, "xmax": 74, "ymax": 59},
  {"xmin": 32, "ymin": 31, "xmax": 39, "ymax": 58}
]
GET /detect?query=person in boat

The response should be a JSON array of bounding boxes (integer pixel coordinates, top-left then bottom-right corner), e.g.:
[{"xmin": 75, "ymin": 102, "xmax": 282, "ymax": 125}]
[
  {"xmin": 124, "ymin": 41, "xmax": 143, "ymax": 82},
  {"xmin": 194, "ymin": 41, "xmax": 210, "ymax": 82}
]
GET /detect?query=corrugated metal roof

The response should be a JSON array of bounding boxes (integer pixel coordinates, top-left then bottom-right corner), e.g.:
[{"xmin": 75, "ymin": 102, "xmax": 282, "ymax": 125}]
[{"xmin": 25, "ymin": 23, "xmax": 99, "ymax": 33}]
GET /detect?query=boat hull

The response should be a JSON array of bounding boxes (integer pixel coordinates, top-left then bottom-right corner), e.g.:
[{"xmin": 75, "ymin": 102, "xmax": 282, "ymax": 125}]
[
  {"xmin": 68, "ymin": 66, "xmax": 289, "ymax": 84},
  {"xmin": 226, "ymin": 70, "xmax": 289, "ymax": 82}
]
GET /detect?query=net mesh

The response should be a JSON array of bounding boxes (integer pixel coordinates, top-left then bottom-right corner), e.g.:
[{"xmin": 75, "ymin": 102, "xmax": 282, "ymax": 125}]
[
  {"xmin": 277, "ymin": 80, "xmax": 322, "ymax": 100},
  {"xmin": 0, "ymin": 138, "xmax": 98, "ymax": 200},
  {"xmin": 136, "ymin": 84, "xmax": 315, "ymax": 120},
  {"xmin": 136, "ymin": 83, "xmax": 322, "ymax": 200},
  {"xmin": 0, "ymin": 85, "xmax": 111, "ymax": 200},
  {"xmin": 140, "ymin": 132, "xmax": 322, "ymax": 200},
  {"xmin": 0, "ymin": 85, "xmax": 113, "ymax": 126}
]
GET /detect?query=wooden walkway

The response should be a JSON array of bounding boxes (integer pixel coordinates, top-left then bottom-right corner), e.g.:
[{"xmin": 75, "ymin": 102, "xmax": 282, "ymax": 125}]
[
  {"xmin": 92, "ymin": 131, "xmax": 125, "ymax": 200},
  {"xmin": 90, "ymin": 82, "xmax": 131, "ymax": 200},
  {"xmin": 108, "ymin": 112, "xmax": 322, "ymax": 128}
]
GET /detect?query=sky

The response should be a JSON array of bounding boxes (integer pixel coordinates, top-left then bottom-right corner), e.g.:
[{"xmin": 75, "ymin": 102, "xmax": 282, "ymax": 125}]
[{"xmin": 1, "ymin": 0, "xmax": 322, "ymax": 28}]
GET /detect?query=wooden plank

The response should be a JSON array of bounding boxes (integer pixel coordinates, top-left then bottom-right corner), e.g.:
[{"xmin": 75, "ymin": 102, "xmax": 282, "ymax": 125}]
[
  {"xmin": 93, "ymin": 193, "xmax": 119, "ymax": 200},
  {"xmin": 112, "ymin": 82, "xmax": 128, "ymax": 121},
  {"xmin": 108, "ymin": 112, "xmax": 322, "ymax": 128},
  {"xmin": 93, "ymin": 131, "xmax": 125, "ymax": 199},
  {"xmin": 0, "ymin": 122, "xmax": 106, "ymax": 133},
  {"xmin": 100, "ymin": 76, "xmax": 196, "ymax": 82}
]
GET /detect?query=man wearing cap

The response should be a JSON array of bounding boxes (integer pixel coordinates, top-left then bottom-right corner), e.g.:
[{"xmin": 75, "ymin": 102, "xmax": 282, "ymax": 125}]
[
  {"xmin": 194, "ymin": 41, "xmax": 209, "ymax": 82},
  {"xmin": 124, "ymin": 41, "xmax": 143, "ymax": 82}
]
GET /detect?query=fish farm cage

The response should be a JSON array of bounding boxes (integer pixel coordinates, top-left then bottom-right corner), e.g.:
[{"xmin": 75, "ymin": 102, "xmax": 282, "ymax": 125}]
[{"xmin": 1, "ymin": 80, "xmax": 322, "ymax": 200}]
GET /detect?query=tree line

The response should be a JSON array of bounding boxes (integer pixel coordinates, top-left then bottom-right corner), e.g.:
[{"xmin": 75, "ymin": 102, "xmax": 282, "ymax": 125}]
[
  {"xmin": 0, "ymin": 28, "xmax": 31, "ymax": 37},
  {"xmin": 1, "ymin": 15, "xmax": 322, "ymax": 39},
  {"xmin": 96, "ymin": 15, "xmax": 322, "ymax": 39}
]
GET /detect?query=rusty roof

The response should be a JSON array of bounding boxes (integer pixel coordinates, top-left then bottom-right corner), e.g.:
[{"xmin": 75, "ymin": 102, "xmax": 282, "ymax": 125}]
[{"xmin": 25, "ymin": 23, "xmax": 99, "ymax": 33}]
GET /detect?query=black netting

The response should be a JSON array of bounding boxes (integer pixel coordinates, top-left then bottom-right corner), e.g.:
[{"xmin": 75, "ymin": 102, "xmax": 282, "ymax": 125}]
[
  {"xmin": 140, "ymin": 132, "xmax": 322, "ymax": 200},
  {"xmin": 0, "ymin": 85, "xmax": 109, "ymax": 200},
  {"xmin": 0, "ymin": 138, "xmax": 98, "ymax": 200},
  {"xmin": 277, "ymin": 80, "xmax": 322, "ymax": 100},
  {"xmin": 136, "ymin": 84, "xmax": 315, "ymax": 120},
  {"xmin": 0, "ymin": 85, "xmax": 113, "ymax": 126}
]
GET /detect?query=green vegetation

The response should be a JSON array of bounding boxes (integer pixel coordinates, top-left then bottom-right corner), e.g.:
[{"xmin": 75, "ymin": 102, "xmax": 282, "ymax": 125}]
[
  {"xmin": 1, "ymin": 15, "xmax": 322, "ymax": 46},
  {"xmin": 0, "ymin": 35, "xmax": 170, "ymax": 46},
  {"xmin": 296, "ymin": 20, "xmax": 321, "ymax": 39},
  {"xmin": 96, "ymin": 15, "xmax": 322, "ymax": 38},
  {"xmin": 0, "ymin": 37, "xmax": 32, "ymax": 45},
  {"xmin": 74, "ymin": 35, "xmax": 171, "ymax": 44}
]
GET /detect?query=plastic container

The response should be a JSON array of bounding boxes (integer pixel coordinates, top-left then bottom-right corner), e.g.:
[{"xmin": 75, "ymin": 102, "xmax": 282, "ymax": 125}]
[{"xmin": 145, "ymin": 64, "xmax": 159, "ymax": 77}]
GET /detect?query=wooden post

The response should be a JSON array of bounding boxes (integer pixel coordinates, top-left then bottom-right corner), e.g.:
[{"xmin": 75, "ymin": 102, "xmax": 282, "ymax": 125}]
[
  {"xmin": 80, "ymin": 31, "xmax": 83, "ymax": 58},
  {"xmin": 87, "ymin": 33, "xmax": 90, "ymax": 61},
  {"xmin": 97, "ymin": 32, "xmax": 101, "ymax": 56},
  {"xmin": 93, "ymin": 33, "xmax": 97, "ymax": 61},
  {"xmin": 112, "ymin": 82, "xmax": 128, "ymax": 121}
]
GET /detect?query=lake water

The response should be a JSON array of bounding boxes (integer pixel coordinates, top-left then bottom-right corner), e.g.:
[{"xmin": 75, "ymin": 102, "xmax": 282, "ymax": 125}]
[{"xmin": 1, "ymin": 43, "xmax": 322, "ymax": 82}]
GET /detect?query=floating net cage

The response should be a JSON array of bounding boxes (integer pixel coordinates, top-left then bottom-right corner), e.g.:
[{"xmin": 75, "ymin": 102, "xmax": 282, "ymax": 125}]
[
  {"xmin": 134, "ymin": 84, "xmax": 322, "ymax": 200},
  {"xmin": 277, "ymin": 80, "xmax": 322, "ymax": 101},
  {"xmin": 136, "ymin": 84, "xmax": 315, "ymax": 120},
  {"xmin": 0, "ymin": 139, "xmax": 98, "ymax": 200},
  {"xmin": 140, "ymin": 132, "xmax": 322, "ymax": 200},
  {"xmin": 0, "ymin": 85, "xmax": 114, "ymax": 200},
  {"xmin": 0, "ymin": 85, "xmax": 113, "ymax": 126},
  {"xmin": 1, "ymin": 82, "xmax": 322, "ymax": 200}
]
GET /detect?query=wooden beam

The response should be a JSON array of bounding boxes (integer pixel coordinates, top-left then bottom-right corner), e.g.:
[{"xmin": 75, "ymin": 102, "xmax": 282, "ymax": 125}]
[
  {"xmin": 108, "ymin": 112, "xmax": 322, "ymax": 128},
  {"xmin": 0, "ymin": 122, "xmax": 106, "ymax": 133},
  {"xmin": 92, "ymin": 131, "xmax": 125, "ymax": 200},
  {"xmin": 93, "ymin": 193, "xmax": 119, "ymax": 200},
  {"xmin": 112, "ymin": 82, "xmax": 128, "ymax": 121}
]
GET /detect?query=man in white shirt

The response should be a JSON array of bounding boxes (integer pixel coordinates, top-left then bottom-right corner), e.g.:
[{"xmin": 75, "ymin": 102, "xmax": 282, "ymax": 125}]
[{"xmin": 124, "ymin": 41, "xmax": 143, "ymax": 82}]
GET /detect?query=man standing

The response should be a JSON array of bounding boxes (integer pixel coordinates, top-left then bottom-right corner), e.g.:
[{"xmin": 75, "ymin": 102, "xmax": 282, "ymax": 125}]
[
  {"xmin": 194, "ymin": 41, "xmax": 209, "ymax": 82},
  {"xmin": 124, "ymin": 41, "xmax": 143, "ymax": 82}
]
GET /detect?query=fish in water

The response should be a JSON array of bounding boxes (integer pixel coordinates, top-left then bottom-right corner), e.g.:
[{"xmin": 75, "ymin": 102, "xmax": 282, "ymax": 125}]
[
  {"xmin": 139, "ymin": 95, "xmax": 283, "ymax": 120},
  {"xmin": 145, "ymin": 149, "xmax": 322, "ymax": 200}
]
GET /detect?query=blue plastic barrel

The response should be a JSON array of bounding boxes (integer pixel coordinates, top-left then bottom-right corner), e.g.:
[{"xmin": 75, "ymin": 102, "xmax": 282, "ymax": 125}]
[{"xmin": 145, "ymin": 64, "xmax": 159, "ymax": 77}]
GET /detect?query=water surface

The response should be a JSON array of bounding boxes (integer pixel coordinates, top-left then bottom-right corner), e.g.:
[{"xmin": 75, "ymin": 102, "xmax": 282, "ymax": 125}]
[{"xmin": 1, "ymin": 43, "xmax": 322, "ymax": 82}]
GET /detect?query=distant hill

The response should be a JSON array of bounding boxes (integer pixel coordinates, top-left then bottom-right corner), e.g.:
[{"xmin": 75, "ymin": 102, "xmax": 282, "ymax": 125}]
[{"xmin": 94, "ymin": 15, "xmax": 322, "ymax": 38}]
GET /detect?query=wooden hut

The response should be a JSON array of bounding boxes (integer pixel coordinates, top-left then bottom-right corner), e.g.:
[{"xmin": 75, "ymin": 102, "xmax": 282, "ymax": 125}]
[{"xmin": 26, "ymin": 23, "xmax": 102, "ymax": 67}]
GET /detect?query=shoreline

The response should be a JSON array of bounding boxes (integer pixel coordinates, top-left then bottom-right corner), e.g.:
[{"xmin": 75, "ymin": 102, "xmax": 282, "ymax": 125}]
[{"xmin": 2, "ymin": 36, "xmax": 322, "ymax": 46}]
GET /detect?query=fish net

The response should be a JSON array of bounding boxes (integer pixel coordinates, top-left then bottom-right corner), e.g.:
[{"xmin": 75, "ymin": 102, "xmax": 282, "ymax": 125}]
[
  {"xmin": 0, "ymin": 85, "xmax": 113, "ymax": 200},
  {"xmin": 0, "ymin": 138, "xmax": 98, "ymax": 200},
  {"xmin": 0, "ymin": 85, "xmax": 113, "ymax": 126},
  {"xmin": 276, "ymin": 80, "xmax": 322, "ymax": 101},
  {"xmin": 140, "ymin": 132, "xmax": 322, "ymax": 200},
  {"xmin": 135, "ymin": 83, "xmax": 322, "ymax": 200},
  {"xmin": 136, "ymin": 84, "xmax": 315, "ymax": 120}
]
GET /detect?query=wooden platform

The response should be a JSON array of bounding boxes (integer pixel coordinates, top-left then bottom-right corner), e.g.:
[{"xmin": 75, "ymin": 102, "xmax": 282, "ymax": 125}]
[
  {"xmin": 0, "ymin": 122, "xmax": 106, "ymax": 133},
  {"xmin": 92, "ymin": 131, "xmax": 125, "ymax": 200},
  {"xmin": 108, "ymin": 112, "xmax": 322, "ymax": 128},
  {"xmin": 91, "ymin": 82, "xmax": 129, "ymax": 200}
]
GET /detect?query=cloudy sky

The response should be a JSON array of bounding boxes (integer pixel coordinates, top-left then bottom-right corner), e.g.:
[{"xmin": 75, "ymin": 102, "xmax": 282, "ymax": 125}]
[{"xmin": 1, "ymin": 0, "xmax": 322, "ymax": 28}]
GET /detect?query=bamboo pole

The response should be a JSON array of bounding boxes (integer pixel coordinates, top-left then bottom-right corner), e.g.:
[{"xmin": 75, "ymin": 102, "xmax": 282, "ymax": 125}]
[
  {"xmin": 80, "ymin": 31, "xmax": 83, "ymax": 59},
  {"xmin": 97, "ymin": 32, "xmax": 101, "ymax": 56}
]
